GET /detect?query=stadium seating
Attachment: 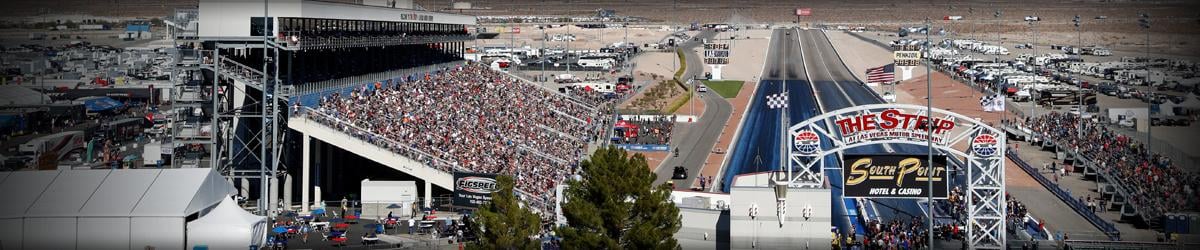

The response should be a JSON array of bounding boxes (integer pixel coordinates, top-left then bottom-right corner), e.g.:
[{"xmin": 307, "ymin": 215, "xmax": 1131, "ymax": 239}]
[
  {"xmin": 305, "ymin": 63, "xmax": 614, "ymax": 218},
  {"xmin": 1022, "ymin": 112, "xmax": 1199, "ymax": 224}
]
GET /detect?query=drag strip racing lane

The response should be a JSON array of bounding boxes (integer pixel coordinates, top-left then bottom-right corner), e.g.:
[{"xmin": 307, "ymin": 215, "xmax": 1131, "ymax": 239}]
[{"xmin": 722, "ymin": 29, "xmax": 821, "ymax": 192}]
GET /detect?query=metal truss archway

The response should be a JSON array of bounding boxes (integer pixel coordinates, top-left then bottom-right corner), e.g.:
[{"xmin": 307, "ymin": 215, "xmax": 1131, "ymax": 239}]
[{"xmin": 786, "ymin": 104, "xmax": 1006, "ymax": 249}]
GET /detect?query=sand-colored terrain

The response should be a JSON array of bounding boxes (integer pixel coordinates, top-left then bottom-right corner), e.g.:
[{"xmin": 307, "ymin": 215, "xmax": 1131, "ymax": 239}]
[
  {"xmin": 824, "ymin": 30, "xmax": 928, "ymax": 82},
  {"xmin": 476, "ymin": 25, "xmax": 678, "ymax": 50}
]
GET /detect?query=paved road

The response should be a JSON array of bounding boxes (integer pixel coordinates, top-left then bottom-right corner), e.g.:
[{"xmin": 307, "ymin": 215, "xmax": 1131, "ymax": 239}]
[{"xmin": 652, "ymin": 31, "xmax": 734, "ymax": 189}]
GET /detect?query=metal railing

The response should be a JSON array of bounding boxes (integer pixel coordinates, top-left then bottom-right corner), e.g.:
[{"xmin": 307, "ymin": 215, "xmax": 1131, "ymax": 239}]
[
  {"xmin": 1036, "ymin": 130, "xmax": 1159, "ymax": 226},
  {"xmin": 275, "ymin": 31, "xmax": 473, "ymax": 51},
  {"xmin": 216, "ymin": 57, "xmax": 267, "ymax": 89},
  {"xmin": 292, "ymin": 61, "xmax": 464, "ymax": 97},
  {"xmin": 293, "ymin": 107, "xmax": 463, "ymax": 173},
  {"xmin": 1007, "ymin": 150, "xmax": 1122, "ymax": 240}
]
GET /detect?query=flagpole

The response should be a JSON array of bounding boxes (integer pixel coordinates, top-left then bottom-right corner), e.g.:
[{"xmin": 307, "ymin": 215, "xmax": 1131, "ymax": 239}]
[
  {"xmin": 782, "ymin": 82, "xmax": 790, "ymax": 183},
  {"xmin": 924, "ymin": 17, "xmax": 935, "ymax": 249}
]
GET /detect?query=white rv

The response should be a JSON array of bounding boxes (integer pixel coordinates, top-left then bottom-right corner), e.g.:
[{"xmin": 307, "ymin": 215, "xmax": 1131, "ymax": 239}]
[
  {"xmin": 19, "ymin": 131, "xmax": 87, "ymax": 169},
  {"xmin": 576, "ymin": 55, "xmax": 617, "ymax": 69}
]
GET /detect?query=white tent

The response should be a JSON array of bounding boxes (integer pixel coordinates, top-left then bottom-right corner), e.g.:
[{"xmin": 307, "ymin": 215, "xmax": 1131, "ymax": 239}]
[
  {"xmin": 360, "ymin": 179, "xmax": 417, "ymax": 219},
  {"xmin": 0, "ymin": 168, "xmax": 236, "ymax": 250},
  {"xmin": 1179, "ymin": 94, "xmax": 1200, "ymax": 110},
  {"xmin": 187, "ymin": 197, "xmax": 266, "ymax": 249},
  {"xmin": 0, "ymin": 85, "xmax": 51, "ymax": 105}
]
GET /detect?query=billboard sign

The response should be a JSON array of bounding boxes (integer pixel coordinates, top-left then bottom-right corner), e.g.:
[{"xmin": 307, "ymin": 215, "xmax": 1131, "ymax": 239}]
[
  {"xmin": 453, "ymin": 172, "xmax": 501, "ymax": 208},
  {"xmin": 833, "ymin": 109, "xmax": 956, "ymax": 145},
  {"xmin": 703, "ymin": 43, "xmax": 730, "ymax": 65},
  {"xmin": 795, "ymin": 8, "xmax": 812, "ymax": 16},
  {"xmin": 843, "ymin": 154, "xmax": 948, "ymax": 198}
]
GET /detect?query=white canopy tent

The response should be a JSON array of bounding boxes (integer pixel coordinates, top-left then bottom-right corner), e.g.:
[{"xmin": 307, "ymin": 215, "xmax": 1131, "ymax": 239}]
[
  {"xmin": 187, "ymin": 196, "xmax": 266, "ymax": 249},
  {"xmin": 0, "ymin": 85, "xmax": 51, "ymax": 105},
  {"xmin": 0, "ymin": 168, "xmax": 237, "ymax": 250},
  {"xmin": 360, "ymin": 179, "xmax": 417, "ymax": 219},
  {"xmin": 1179, "ymin": 94, "xmax": 1200, "ymax": 110}
]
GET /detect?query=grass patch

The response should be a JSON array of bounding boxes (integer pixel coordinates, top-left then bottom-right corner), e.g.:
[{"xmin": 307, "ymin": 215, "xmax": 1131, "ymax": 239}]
[
  {"xmin": 664, "ymin": 89, "xmax": 693, "ymax": 114},
  {"xmin": 673, "ymin": 48, "xmax": 686, "ymax": 81},
  {"xmin": 702, "ymin": 80, "xmax": 744, "ymax": 98}
]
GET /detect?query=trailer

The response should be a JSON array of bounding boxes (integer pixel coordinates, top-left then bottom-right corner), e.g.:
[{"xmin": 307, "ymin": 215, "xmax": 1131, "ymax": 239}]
[{"xmin": 18, "ymin": 130, "xmax": 87, "ymax": 170}]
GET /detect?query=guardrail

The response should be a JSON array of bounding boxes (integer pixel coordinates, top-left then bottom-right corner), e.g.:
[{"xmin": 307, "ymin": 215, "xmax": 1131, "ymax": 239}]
[
  {"xmin": 1063, "ymin": 239, "xmax": 1198, "ymax": 250},
  {"xmin": 1007, "ymin": 150, "xmax": 1122, "ymax": 240}
]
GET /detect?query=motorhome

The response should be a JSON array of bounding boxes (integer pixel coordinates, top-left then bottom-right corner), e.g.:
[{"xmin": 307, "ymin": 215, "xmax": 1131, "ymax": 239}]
[
  {"xmin": 560, "ymin": 82, "xmax": 616, "ymax": 93},
  {"xmin": 555, "ymin": 74, "xmax": 581, "ymax": 83},
  {"xmin": 18, "ymin": 131, "xmax": 87, "ymax": 169},
  {"xmin": 576, "ymin": 56, "xmax": 617, "ymax": 69}
]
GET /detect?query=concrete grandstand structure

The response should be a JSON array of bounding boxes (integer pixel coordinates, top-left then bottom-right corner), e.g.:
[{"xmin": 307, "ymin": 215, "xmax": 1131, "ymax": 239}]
[{"xmin": 189, "ymin": 0, "xmax": 476, "ymax": 220}]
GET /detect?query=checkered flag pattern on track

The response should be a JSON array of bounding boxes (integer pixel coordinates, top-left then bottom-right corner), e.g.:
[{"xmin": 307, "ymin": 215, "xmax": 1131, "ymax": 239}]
[{"xmin": 766, "ymin": 92, "xmax": 788, "ymax": 109}]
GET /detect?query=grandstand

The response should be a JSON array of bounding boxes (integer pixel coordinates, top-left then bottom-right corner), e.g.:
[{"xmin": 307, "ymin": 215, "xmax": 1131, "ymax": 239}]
[
  {"xmin": 191, "ymin": 0, "xmax": 504, "ymax": 216},
  {"xmin": 1021, "ymin": 112, "xmax": 1200, "ymax": 231},
  {"xmin": 293, "ymin": 63, "xmax": 611, "ymax": 217}
]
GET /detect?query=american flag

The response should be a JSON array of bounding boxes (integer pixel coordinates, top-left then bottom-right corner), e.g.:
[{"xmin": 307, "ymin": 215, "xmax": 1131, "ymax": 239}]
[{"xmin": 866, "ymin": 63, "xmax": 895, "ymax": 84}]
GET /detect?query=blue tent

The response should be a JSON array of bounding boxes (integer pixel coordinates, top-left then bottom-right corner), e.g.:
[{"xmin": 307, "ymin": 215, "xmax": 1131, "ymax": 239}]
[{"xmin": 81, "ymin": 97, "xmax": 125, "ymax": 113}]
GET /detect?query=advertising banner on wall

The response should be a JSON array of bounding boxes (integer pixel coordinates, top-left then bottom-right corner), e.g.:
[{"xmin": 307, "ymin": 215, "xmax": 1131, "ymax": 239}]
[
  {"xmin": 453, "ymin": 172, "xmax": 501, "ymax": 208},
  {"xmin": 843, "ymin": 154, "xmax": 948, "ymax": 199}
]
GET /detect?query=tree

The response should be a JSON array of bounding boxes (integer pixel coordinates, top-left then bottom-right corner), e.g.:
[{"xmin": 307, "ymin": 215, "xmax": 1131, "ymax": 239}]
[
  {"xmin": 557, "ymin": 146, "xmax": 681, "ymax": 250},
  {"xmin": 468, "ymin": 175, "xmax": 541, "ymax": 250}
]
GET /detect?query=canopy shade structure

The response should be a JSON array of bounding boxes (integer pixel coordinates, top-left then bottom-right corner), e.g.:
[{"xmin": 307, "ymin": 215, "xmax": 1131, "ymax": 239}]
[
  {"xmin": 0, "ymin": 86, "xmax": 51, "ymax": 105},
  {"xmin": 75, "ymin": 96, "xmax": 126, "ymax": 113},
  {"xmin": 187, "ymin": 196, "xmax": 266, "ymax": 249},
  {"xmin": 0, "ymin": 168, "xmax": 236, "ymax": 250}
]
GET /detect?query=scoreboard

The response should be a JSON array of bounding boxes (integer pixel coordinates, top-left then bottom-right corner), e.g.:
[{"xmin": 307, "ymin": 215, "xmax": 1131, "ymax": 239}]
[
  {"xmin": 703, "ymin": 43, "xmax": 730, "ymax": 65},
  {"xmin": 891, "ymin": 44, "xmax": 922, "ymax": 67}
]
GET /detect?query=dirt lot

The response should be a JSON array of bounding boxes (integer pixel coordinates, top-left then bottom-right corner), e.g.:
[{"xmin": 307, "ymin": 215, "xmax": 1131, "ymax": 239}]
[
  {"xmin": 451, "ymin": 0, "xmax": 1200, "ymax": 56},
  {"xmin": 5, "ymin": 0, "xmax": 1195, "ymax": 55}
]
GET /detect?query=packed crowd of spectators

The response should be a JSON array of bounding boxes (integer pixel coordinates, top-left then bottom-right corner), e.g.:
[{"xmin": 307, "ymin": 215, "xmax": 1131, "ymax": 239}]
[
  {"xmin": 302, "ymin": 62, "xmax": 612, "ymax": 218},
  {"xmin": 860, "ymin": 217, "xmax": 931, "ymax": 249},
  {"xmin": 1022, "ymin": 112, "xmax": 1200, "ymax": 220}
]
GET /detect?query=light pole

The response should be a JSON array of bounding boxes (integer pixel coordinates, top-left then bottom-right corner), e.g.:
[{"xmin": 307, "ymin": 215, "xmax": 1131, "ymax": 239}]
[
  {"xmin": 924, "ymin": 17, "xmax": 935, "ymax": 249},
  {"xmin": 1074, "ymin": 15, "xmax": 1083, "ymax": 138},
  {"xmin": 566, "ymin": 21, "xmax": 572, "ymax": 75},
  {"xmin": 541, "ymin": 25, "xmax": 546, "ymax": 86},
  {"xmin": 1139, "ymin": 12, "xmax": 1151, "ymax": 155},
  {"xmin": 993, "ymin": 10, "xmax": 1002, "ymax": 47},
  {"xmin": 994, "ymin": 10, "xmax": 1005, "ymax": 125},
  {"xmin": 967, "ymin": 7, "xmax": 975, "ymax": 41}
]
